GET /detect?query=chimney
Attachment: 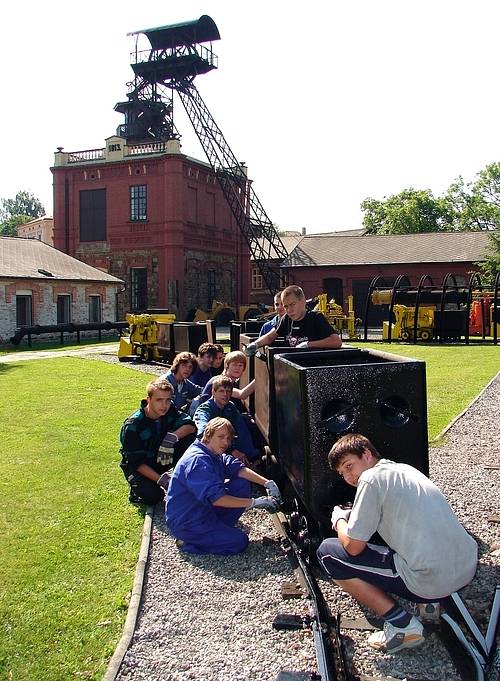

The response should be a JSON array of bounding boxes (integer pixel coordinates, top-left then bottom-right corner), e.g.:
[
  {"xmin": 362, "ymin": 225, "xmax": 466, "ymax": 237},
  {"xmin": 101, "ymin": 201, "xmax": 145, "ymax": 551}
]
[{"xmin": 301, "ymin": 227, "xmax": 306, "ymax": 235}]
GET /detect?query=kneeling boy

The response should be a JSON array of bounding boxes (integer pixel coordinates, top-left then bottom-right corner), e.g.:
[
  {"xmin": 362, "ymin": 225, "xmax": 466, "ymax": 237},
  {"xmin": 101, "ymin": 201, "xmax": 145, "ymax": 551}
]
[{"xmin": 165, "ymin": 417, "xmax": 281, "ymax": 555}]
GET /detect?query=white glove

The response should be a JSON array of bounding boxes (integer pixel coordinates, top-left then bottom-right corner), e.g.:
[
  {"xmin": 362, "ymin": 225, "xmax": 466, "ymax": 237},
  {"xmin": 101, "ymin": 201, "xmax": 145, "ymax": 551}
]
[
  {"xmin": 331, "ymin": 505, "xmax": 351, "ymax": 530},
  {"xmin": 250, "ymin": 496, "xmax": 280, "ymax": 513},
  {"xmin": 264, "ymin": 480, "xmax": 282, "ymax": 505},
  {"xmin": 295, "ymin": 341, "xmax": 309, "ymax": 349},
  {"xmin": 244, "ymin": 341, "xmax": 258, "ymax": 357}
]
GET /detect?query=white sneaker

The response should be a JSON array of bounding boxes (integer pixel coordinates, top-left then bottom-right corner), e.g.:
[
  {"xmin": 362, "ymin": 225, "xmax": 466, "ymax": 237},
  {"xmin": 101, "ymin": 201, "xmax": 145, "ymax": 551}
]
[{"xmin": 367, "ymin": 616, "xmax": 424, "ymax": 653}]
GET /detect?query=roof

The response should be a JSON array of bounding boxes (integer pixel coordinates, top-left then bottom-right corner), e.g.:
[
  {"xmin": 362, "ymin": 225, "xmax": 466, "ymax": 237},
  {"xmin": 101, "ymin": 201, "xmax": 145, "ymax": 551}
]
[
  {"xmin": 283, "ymin": 231, "xmax": 492, "ymax": 268},
  {"xmin": 0, "ymin": 237, "xmax": 123, "ymax": 283},
  {"xmin": 131, "ymin": 15, "xmax": 220, "ymax": 49},
  {"xmin": 19, "ymin": 216, "xmax": 53, "ymax": 226},
  {"xmin": 253, "ymin": 233, "xmax": 304, "ymax": 261}
]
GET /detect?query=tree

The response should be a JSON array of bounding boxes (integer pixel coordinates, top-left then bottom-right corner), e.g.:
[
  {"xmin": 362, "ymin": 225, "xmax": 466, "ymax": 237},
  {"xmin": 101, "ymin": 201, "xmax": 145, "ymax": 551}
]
[
  {"xmin": 477, "ymin": 230, "xmax": 500, "ymax": 282},
  {"xmin": 0, "ymin": 214, "xmax": 32, "ymax": 237},
  {"xmin": 0, "ymin": 190, "xmax": 45, "ymax": 237},
  {"xmin": 446, "ymin": 163, "xmax": 500, "ymax": 231},
  {"xmin": 1, "ymin": 191, "xmax": 45, "ymax": 221},
  {"xmin": 361, "ymin": 188, "xmax": 455, "ymax": 235}
]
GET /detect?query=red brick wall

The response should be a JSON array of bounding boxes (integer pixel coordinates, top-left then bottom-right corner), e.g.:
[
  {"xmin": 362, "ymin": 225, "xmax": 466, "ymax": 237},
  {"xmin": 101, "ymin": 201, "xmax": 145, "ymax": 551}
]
[{"xmin": 52, "ymin": 153, "xmax": 251, "ymax": 319}]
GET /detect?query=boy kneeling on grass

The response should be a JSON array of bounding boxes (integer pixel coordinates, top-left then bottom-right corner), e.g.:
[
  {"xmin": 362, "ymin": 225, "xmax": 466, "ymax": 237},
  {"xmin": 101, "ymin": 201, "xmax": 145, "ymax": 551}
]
[
  {"xmin": 165, "ymin": 417, "xmax": 282, "ymax": 555},
  {"xmin": 119, "ymin": 379, "xmax": 196, "ymax": 505},
  {"xmin": 317, "ymin": 433, "xmax": 477, "ymax": 653}
]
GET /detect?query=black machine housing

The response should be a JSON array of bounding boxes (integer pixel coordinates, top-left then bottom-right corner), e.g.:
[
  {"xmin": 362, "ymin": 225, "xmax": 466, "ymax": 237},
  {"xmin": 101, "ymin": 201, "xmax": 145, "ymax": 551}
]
[{"xmin": 245, "ymin": 344, "xmax": 429, "ymax": 537}]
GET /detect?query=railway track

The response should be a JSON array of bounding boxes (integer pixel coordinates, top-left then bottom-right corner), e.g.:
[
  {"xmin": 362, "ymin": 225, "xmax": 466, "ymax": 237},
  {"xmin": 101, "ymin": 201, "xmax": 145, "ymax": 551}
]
[{"xmin": 270, "ymin": 508, "xmax": 500, "ymax": 681}]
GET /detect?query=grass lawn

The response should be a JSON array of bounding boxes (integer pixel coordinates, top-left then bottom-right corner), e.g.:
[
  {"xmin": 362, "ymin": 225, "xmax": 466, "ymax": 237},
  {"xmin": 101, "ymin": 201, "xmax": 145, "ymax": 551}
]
[
  {"xmin": 351, "ymin": 342, "xmax": 499, "ymax": 440},
  {"xmin": 0, "ymin": 345, "xmax": 498, "ymax": 679},
  {"xmin": 0, "ymin": 358, "xmax": 149, "ymax": 681}
]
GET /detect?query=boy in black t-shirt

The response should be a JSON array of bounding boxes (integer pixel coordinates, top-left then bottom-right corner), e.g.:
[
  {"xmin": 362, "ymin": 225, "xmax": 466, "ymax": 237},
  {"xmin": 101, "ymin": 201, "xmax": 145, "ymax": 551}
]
[{"xmin": 244, "ymin": 285, "xmax": 342, "ymax": 356}]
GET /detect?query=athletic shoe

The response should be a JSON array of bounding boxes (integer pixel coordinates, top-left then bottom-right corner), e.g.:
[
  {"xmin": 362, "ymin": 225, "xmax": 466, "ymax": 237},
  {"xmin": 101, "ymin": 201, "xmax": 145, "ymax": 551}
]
[{"xmin": 367, "ymin": 616, "xmax": 424, "ymax": 653}]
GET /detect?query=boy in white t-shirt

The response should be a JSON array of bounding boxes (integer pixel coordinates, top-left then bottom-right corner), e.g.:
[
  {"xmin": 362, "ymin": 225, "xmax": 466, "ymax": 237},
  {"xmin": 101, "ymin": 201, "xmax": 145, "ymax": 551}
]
[{"xmin": 317, "ymin": 433, "xmax": 477, "ymax": 654}]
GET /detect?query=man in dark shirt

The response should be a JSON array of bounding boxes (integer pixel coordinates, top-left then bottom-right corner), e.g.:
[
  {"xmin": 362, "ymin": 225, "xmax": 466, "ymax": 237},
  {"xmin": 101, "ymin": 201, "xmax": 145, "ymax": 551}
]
[
  {"xmin": 244, "ymin": 285, "xmax": 342, "ymax": 356},
  {"xmin": 193, "ymin": 375, "xmax": 259, "ymax": 464},
  {"xmin": 120, "ymin": 379, "xmax": 196, "ymax": 504},
  {"xmin": 190, "ymin": 342, "xmax": 218, "ymax": 387}
]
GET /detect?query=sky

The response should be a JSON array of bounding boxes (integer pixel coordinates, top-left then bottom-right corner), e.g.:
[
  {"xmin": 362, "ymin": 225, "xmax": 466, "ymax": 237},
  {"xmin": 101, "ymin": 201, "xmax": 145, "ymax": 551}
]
[{"xmin": 1, "ymin": 0, "xmax": 500, "ymax": 233}]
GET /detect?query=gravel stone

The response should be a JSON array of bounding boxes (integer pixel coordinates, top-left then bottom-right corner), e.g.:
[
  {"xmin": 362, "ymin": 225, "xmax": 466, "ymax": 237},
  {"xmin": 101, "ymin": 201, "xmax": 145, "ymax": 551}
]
[{"xmin": 94, "ymin": 351, "xmax": 499, "ymax": 681}]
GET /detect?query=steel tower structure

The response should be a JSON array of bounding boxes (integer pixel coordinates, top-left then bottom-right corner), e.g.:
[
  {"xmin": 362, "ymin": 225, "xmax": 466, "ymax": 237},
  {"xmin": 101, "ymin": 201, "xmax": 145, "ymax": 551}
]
[{"xmin": 115, "ymin": 15, "xmax": 288, "ymax": 295}]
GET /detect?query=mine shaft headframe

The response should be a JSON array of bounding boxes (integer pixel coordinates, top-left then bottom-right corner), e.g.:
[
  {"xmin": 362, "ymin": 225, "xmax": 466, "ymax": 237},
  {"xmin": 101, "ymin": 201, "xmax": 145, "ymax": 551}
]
[
  {"xmin": 128, "ymin": 15, "xmax": 220, "ymax": 85},
  {"xmin": 128, "ymin": 15, "xmax": 288, "ymax": 296}
]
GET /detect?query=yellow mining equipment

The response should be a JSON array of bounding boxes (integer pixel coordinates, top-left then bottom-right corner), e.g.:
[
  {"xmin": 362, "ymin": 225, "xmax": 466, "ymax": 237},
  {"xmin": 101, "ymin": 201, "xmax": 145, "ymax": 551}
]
[
  {"xmin": 189, "ymin": 299, "xmax": 264, "ymax": 324},
  {"xmin": 118, "ymin": 311, "xmax": 176, "ymax": 362},
  {"xmin": 314, "ymin": 294, "xmax": 361, "ymax": 340},
  {"xmin": 382, "ymin": 304, "xmax": 435, "ymax": 341}
]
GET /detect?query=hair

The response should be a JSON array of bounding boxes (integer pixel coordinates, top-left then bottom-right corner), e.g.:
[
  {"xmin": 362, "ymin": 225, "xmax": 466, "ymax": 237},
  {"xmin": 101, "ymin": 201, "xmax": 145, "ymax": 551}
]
[
  {"xmin": 327, "ymin": 433, "xmax": 381, "ymax": 470},
  {"xmin": 171, "ymin": 351, "xmax": 197, "ymax": 374},
  {"xmin": 214, "ymin": 343, "xmax": 224, "ymax": 354},
  {"xmin": 274, "ymin": 290, "xmax": 284, "ymax": 304},
  {"xmin": 197, "ymin": 342, "xmax": 218, "ymax": 359},
  {"xmin": 282, "ymin": 285, "xmax": 305, "ymax": 301},
  {"xmin": 223, "ymin": 350, "xmax": 247, "ymax": 371},
  {"xmin": 201, "ymin": 417, "xmax": 235, "ymax": 443},
  {"xmin": 211, "ymin": 375, "xmax": 234, "ymax": 392},
  {"xmin": 146, "ymin": 378, "xmax": 174, "ymax": 398}
]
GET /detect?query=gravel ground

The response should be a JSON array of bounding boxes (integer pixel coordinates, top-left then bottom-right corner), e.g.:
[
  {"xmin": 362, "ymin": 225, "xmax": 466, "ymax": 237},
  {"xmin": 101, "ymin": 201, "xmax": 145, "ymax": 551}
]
[{"xmin": 92, "ymin": 352, "xmax": 500, "ymax": 681}]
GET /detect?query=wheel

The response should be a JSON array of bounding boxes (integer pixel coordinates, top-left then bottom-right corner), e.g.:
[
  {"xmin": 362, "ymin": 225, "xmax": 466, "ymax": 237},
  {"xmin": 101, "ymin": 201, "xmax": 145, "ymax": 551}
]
[
  {"xmin": 420, "ymin": 329, "xmax": 431, "ymax": 341},
  {"xmin": 401, "ymin": 330, "xmax": 410, "ymax": 340},
  {"xmin": 215, "ymin": 308, "xmax": 235, "ymax": 325},
  {"xmin": 243, "ymin": 307, "xmax": 261, "ymax": 321}
]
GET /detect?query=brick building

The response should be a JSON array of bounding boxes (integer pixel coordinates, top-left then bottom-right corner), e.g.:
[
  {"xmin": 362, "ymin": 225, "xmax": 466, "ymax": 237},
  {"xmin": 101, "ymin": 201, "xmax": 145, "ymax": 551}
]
[
  {"xmin": 0, "ymin": 237, "xmax": 123, "ymax": 344},
  {"xmin": 281, "ymin": 230, "xmax": 491, "ymax": 323},
  {"xmin": 17, "ymin": 216, "xmax": 54, "ymax": 245},
  {"xmin": 51, "ymin": 137, "xmax": 252, "ymax": 321}
]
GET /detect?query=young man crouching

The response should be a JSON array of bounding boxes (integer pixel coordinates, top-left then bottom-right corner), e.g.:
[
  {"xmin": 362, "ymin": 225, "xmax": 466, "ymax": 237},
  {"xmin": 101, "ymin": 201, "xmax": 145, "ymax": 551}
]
[{"xmin": 317, "ymin": 433, "xmax": 477, "ymax": 653}]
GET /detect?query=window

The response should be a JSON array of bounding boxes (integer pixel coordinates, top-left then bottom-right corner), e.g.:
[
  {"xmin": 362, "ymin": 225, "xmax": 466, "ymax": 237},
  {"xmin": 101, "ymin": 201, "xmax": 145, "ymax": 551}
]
[
  {"xmin": 57, "ymin": 295, "xmax": 71, "ymax": 324},
  {"xmin": 207, "ymin": 269, "xmax": 217, "ymax": 307},
  {"xmin": 187, "ymin": 186, "xmax": 198, "ymax": 223},
  {"xmin": 206, "ymin": 192, "xmax": 216, "ymax": 226},
  {"xmin": 130, "ymin": 268, "xmax": 148, "ymax": 312},
  {"xmin": 89, "ymin": 295, "xmax": 102, "ymax": 323},
  {"xmin": 252, "ymin": 267, "xmax": 263, "ymax": 290},
  {"xmin": 80, "ymin": 189, "xmax": 106, "ymax": 241},
  {"xmin": 130, "ymin": 185, "xmax": 147, "ymax": 221},
  {"xmin": 16, "ymin": 295, "xmax": 32, "ymax": 326}
]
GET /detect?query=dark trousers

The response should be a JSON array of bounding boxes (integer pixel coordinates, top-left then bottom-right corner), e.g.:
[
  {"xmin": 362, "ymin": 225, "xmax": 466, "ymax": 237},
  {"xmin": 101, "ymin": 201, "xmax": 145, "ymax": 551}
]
[{"xmin": 121, "ymin": 434, "xmax": 196, "ymax": 505}]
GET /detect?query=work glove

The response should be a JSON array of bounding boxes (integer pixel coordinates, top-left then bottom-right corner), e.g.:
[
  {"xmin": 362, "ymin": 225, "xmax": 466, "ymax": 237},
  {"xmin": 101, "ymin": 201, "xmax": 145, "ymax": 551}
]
[
  {"xmin": 295, "ymin": 341, "xmax": 309, "ymax": 349},
  {"xmin": 264, "ymin": 480, "xmax": 283, "ymax": 506},
  {"xmin": 331, "ymin": 505, "xmax": 351, "ymax": 530},
  {"xmin": 157, "ymin": 432, "xmax": 178, "ymax": 467},
  {"xmin": 250, "ymin": 496, "xmax": 280, "ymax": 513},
  {"xmin": 243, "ymin": 341, "xmax": 258, "ymax": 357},
  {"xmin": 157, "ymin": 472, "xmax": 171, "ymax": 491}
]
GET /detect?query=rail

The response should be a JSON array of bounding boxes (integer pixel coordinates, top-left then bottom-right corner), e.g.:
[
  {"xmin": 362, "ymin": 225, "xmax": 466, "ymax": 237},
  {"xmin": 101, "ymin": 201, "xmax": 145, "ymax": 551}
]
[
  {"xmin": 271, "ymin": 511, "xmax": 349, "ymax": 681},
  {"xmin": 272, "ymin": 508, "xmax": 499, "ymax": 681}
]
